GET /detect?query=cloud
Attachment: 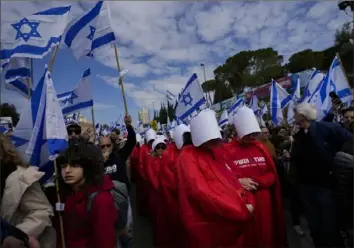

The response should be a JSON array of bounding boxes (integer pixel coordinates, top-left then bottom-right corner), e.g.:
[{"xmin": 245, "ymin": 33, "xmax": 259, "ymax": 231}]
[
  {"xmin": 2, "ymin": 1, "xmax": 352, "ymax": 114},
  {"xmin": 94, "ymin": 102, "xmax": 117, "ymax": 110}
]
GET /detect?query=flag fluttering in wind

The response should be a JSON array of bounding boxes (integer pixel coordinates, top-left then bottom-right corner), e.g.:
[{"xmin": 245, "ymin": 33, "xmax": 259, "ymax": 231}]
[
  {"xmin": 57, "ymin": 68, "xmax": 93, "ymax": 116},
  {"xmin": 270, "ymin": 79, "xmax": 292, "ymax": 126},
  {"xmin": 287, "ymin": 76, "xmax": 301, "ymax": 124},
  {"xmin": 248, "ymin": 92, "xmax": 259, "ymax": 115},
  {"xmin": 64, "ymin": 1, "xmax": 116, "ymax": 60},
  {"xmin": 175, "ymin": 73, "xmax": 206, "ymax": 120},
  {"xmin": 3, "ymin": 58, "xmax": 33, "ymax": 98},
  {"xmin": 299, "ymin": 69, "xmax": 325, "ymax": 103},
  {"xmin": 218, "ymin": 109, "xmax": 228, "ymax": 128},
  {"xmin": 1, "ymin": 6, "xmax": 71, "ymax": 64},
  {"xmin": 229, "ymin": 98, "xmax": 244, "ymax": 116}
]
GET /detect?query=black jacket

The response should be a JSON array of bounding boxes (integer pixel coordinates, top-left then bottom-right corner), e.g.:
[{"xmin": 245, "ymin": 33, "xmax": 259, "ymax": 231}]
[
  {"xmin": 290, "ymin": 121, "xmax": 353, "ymax": 187},
  {"xmin": 104, "ymin": 125, "xmax": 136, "ymax": 191},
  {"xmin": 333, "ymin": 140, "xmax": 353, "ymax": 230}
]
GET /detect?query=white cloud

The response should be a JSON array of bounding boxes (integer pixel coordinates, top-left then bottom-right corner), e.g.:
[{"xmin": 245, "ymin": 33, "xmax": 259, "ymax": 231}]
[
  {"xmin": 94, "ymin": 102, "xmax": 117, "ymax": 110},
  {"xmin": 2, "ymin": 1, "xmax": 352, "ymax": 113}
]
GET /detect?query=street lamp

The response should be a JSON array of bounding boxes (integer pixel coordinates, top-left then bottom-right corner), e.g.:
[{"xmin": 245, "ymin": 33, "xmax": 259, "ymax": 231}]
[{"xmin": 200, "ymin": 63, "xmax": 211, "ymax": 106}]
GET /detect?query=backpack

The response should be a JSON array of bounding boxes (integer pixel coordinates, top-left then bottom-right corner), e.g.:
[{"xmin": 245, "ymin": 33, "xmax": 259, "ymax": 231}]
[{"xmin": 86, "ymin": 180, "xmax": 129, "ymax": 231}]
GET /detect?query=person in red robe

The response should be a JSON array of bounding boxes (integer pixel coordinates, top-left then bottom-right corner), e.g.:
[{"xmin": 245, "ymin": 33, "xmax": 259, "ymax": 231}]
[
  {"xmin": 175, "ymin": 109, "xmax": 254, "ymax": 248},
  {"xmin": 228, "ymin": 106, "xmax": 287, "ymax": 248},
  {"xmin": 144, "ymin": 138, "xmax": 167, "ymax": 246},
  {"xmin": 136, "ymin": 129, "xmax": 156, "ymax": 217},
  {"xmin": 130, "ymin": 133, "xmax": 142, "ymax": 183},
  {"xmin": 158, "ymin": 124, "xmax": 192, "ymax": 247}
]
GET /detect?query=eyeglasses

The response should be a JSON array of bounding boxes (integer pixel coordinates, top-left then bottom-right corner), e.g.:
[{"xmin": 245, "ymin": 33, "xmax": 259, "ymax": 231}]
[
  {"xmin": 67, "ymin": 129, "xmax": 81, "ymax": 135},
  {"xmin": 100, "ymin": 144, "xmax": 112, "ymax": 149}
]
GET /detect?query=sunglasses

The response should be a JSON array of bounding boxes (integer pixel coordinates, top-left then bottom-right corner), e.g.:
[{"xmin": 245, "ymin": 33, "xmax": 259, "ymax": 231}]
[
  {"xmin": 100, "ymin": 144, "xmax": 112, "ymax": 149},
  {"xmin": 67, "ymin": 129, "xmax": 81, "ymax": 135}
]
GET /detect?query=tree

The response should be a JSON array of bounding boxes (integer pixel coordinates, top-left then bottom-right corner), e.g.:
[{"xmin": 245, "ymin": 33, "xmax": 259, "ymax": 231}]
[
  {"xmin": 0, "ymin": 103, "xmax": 20, "ymax": 126},
  {"xmin": 159, "ymin": 103, "xmax": 168, "ymax": 124},
  {"xmin": 166, "ymin": 101, "xmax": 175, "ymax": 121},
  {"xmin": 285, "ymin": 49, "xmax": 325, "ymax": 73}
]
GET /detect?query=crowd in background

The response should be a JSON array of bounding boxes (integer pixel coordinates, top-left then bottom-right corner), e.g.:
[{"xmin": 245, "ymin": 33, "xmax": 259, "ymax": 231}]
[{"xmin": 0, "ymin": 102, "xmax": 353, "ymax": 248}]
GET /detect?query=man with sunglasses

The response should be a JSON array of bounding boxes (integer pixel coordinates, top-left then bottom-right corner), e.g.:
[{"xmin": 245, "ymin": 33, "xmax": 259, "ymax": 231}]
[
  {"xmin": 66, "ymin": 121, "xmax": 82, "ymax": 140},
  {"xmin": 99, "ymin": 115, "xmax": 136, "ymax": 191}
]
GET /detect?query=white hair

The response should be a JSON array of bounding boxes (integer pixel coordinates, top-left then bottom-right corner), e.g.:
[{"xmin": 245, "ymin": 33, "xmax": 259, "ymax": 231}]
[{"xmin": 295, "ymin": 102, "xmax": 317, "ymax": 121}]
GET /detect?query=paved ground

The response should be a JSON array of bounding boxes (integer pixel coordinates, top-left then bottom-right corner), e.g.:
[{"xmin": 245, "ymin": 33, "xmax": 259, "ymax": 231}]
[{"xmin": 130, "ymin": 185, "xmax": 315, "ymax": 248}]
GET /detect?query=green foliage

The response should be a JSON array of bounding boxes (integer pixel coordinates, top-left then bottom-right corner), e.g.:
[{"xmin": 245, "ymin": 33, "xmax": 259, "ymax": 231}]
[
  {"xmin": 210, "ymin": 22, "xmax": 354, "ymax": 103},
  {"xmin": 0, "ymin": 103, "xmax": 20, "ymax": 126}
]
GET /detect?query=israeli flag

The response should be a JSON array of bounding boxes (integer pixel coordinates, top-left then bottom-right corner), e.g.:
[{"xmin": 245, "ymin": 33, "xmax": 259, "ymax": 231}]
[
  {"xmin": 287, "ymin": 76, "xmax": 301, "ymax": 124},
  {"xmin": 1, "ymin": 6, "xmax": 71, "ymax": 64},
  {"xmin": 3, "ymin": 58, "xmax": 33, "ymax": 98},
  {"xmin": 218, "ymin": 110, "xmax": 228, "ymax": 128},
  {"xmin": 323, "ymin": 55, "xmax": 353, "ymax": 106},
  {"xmin": 64, "ymin": 1, "xmax": 116, "ymax": 60},
  {"xmin": 229, "ymin": 98, "xmax": 244, "ymax": 116},
  {"xmin": 270, "ymin": 80, "xmax": 292, "ymax": 126},
  {"xmin": 166, "ymin": 90, "xmax": 176, "ymax": 104},
  {"xmin": 175, "ymin": 73, "xmax": 206, "ymax": 120},
  {"xmin": 12, "ymin": 67, "xmax": 68, "ymax": 183},
  {"xmin": 0, "ymin": 126, "xmax": 9, "ymax": 134},
  {"xmin": 299, "ymin": 69, "xmax": 325, "ymax": 103},
  {"xmin": 248, "ymin": 92, "xmax": 259, "ymax": 115},
  {"xmin": 57, "ymin": 68, "xmax": 94, "ymax": 116}
]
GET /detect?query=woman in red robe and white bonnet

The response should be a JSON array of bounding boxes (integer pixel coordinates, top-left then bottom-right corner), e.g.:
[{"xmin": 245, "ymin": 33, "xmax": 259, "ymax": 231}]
[
  {"xmin": 228, "ymin": 106, "xmax": 287, "ymax": 248},
  {"xmin": 175, "ymin": 109, "xmax": 254, "ymax": 248}
]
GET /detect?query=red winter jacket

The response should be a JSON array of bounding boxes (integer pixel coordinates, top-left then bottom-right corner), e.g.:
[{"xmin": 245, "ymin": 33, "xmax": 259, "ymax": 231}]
[{"xmin": 59, "ymin": 176, "xmax": 118, "ymax": 248}]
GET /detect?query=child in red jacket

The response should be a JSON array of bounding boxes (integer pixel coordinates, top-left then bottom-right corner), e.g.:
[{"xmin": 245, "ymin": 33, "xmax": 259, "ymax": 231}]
[{"xmin": 56, "ymin": 139, "xmax": 118, "ymax": 248}]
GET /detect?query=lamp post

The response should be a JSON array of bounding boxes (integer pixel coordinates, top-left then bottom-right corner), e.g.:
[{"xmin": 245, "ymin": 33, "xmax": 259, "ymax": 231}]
[{"xmin": 200, "ymin": 63, "xmax": 212, "ymax": 106}]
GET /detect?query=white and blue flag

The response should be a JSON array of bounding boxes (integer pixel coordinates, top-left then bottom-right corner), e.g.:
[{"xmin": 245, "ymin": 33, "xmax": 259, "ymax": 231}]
[
  {"xmin": 299, "ymin": 69, "xmax": 325, "ymax": 103},
  {"xmin": 248, "ymin": 92, "xmax": 259, "ymax": 115},
  {"xmin": 57, "ymin": 68, "xmax": 93, "ymax": 116},
  {"xmin": 218, "ymin": 109, "xmax": 228, "ymax": 128},
  {"xmin": 64, "ymin": 1, "xmax": 116, "ymax": 60},
  {"xmin": 322, "ymin": 55, "xmax": 353, "ymax": 108},
  {"xmin": 175, "ymin": 73, "xmax": 206, "ymax": 120},
  {"xmin": 229, "ymin": 97, "xmax": 244, "ymax": 116},
  {"xmin": 1, "ymin": 6, "xmax": 71, "ymax": 64},
  {"xmin": 4, "ymin": 58, "xmax": 33, "ymax": 98},
  {"xmin": 287, "ymin": 76, "xmax": 301, "ymax": 124},
  {"xmin": 270, "ymin": 80, "xmax": 292, "ymax": 126}
]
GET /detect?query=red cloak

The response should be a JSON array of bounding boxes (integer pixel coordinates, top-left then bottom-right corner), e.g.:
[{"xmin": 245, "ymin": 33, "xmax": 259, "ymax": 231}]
[
  {"xmin": 175, "ymin": 145, "xmax": 253, "ymax": 248},
  {"xmin": 158, "ymin": 143, "xmax": 183, "ymax": 247},
  {"xmin": 228, "ymin": 140, "xmax": 287, "ymax": 248},
  {"xmin": 136, "ymin": 144, "xmax": 150, "ymax": 216},
  {"xmin": 129, "ymin": 145, "xmax": 140, "ymax": 182}
]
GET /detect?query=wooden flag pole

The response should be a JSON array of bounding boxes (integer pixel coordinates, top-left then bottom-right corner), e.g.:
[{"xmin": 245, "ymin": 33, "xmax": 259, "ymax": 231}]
[
  {"xmin": 91, "ymin": 107, "xmax": 97, "ymax": 142},
  {"xmin": 47, "ymin": 44, "xmax": 66, "ymax": 248},
  {"xmin": 113, "ymin": 44, "xmax": 129, "ymax": 115},
  {"xmin": 26, "ymin": 58, "xmax": 34, "ymax": 98},
  {"xmin": 48, "ymin": 45, "xmax": 59, "ymax": 72}
]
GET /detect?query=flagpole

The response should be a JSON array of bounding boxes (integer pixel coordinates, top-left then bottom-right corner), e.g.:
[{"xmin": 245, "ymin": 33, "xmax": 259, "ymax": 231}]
[
  {"xmin": 113, "ymin": 44, "xmax": 129, "ymax": 115},
  {"xmin": 48, "ymin": 45, "xmax": 59, "ymax": 72},
  {"xmin": 46, "ymin": 44, "xmax": 66, "ymax": 248},
  {"xmin": 26, "ymin": 58, "xmax": 33, "ymax": 98},
  {"xmin": 91, "ymin": 107, "xmax": 96, "ymax": 141}
]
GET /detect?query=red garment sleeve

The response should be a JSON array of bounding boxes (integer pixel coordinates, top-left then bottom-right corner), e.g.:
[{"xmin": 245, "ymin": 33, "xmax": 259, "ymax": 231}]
[
  {"xmin": 177, "ymin": 153, "xmax": 250, "ymax": 223},
  {"xmin": 89, "ymin": 192, "xmax": 118, "ymax": 248}
]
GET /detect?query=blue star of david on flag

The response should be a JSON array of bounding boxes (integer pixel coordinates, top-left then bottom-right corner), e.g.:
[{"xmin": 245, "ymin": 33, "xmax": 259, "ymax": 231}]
[
  {"xmin": 87, "ymin": 25, "xmax": 96, "ymax": 41},
  {"xmin": 61, "ymin": 92, "xmax": 78, "ymax": 105},
  {"xmin": 11, "ymin": 18, "xmax": 41, "ymax": 42},
  {"xmin": 182, "ymin": 92, "xmax": 193, "ymax": 106}
]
